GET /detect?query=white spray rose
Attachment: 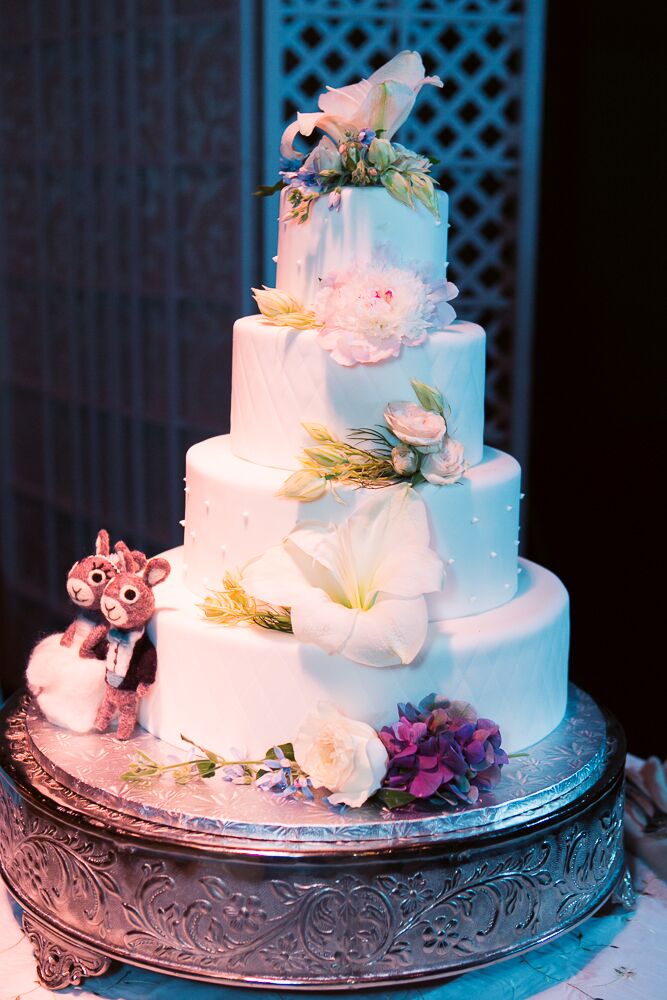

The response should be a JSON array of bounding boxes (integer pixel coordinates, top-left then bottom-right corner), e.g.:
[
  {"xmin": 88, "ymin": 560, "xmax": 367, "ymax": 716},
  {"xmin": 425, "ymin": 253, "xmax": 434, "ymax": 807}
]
[
  {"xmin": 384, "ymin": 401, "xmax": 446, "ymax": 453},
  {"xmin": 421, "ymin": 438, "xmax": 467, "ymax": 485},
  {"xmin": 391, "ymin": 443, "xmax": 419, "ymax": 476},
  {"xmin": 294, "ymin": 703, "xmax": 388, "ymax": 808}
]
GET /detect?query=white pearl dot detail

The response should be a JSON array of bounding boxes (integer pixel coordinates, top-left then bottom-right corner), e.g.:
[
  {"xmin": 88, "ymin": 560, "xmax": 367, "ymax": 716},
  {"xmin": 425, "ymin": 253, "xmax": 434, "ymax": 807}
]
[
  {"xmin": 220, "ymin": 545, "xmax": 227, "ymax": 557},
  {"xmin": 242, "ymin": 511, "xmax": 249, "ymax": 524},
  {"xmin": 470, "ymin": 595, "xmax": 478, "ymax": 603},
  {"xmin": 190, "ymin": 530, "xmax": 196, "ymax": 541},
  {"xmin": 471, "ymin": 516, "xmax": 480, "ymax": 524},
  {"xmin": 204, "ymin": 499, "xmax": 210, "ymax": 512},
  {"xmin": 520, "ymin": 492, "xmax": 526, "ymax": 500},
  {"xmin": 490, "ymin": 551, "xmax": 497, "ymax": 559},
  {"xmin": 504, "ymin": 582, "xmax": 511, "ymax": 590},
  {"xmin": 184, "ymin": 486, "xmax": 190, "ymax": 495},
  {"xmin": 272, "ymin": 255, "xmax": 278, "ymax": 263},
  {"xmin": 179, "ymin": 519, "xmax": 185, "ymax": 528},
  {"xmin": 517, "ymin": 566, "xmax": 523, "ymax": 575},
  {"xmin": 506, "ymin": 504, "xmax": 513, "ymax": 511}
]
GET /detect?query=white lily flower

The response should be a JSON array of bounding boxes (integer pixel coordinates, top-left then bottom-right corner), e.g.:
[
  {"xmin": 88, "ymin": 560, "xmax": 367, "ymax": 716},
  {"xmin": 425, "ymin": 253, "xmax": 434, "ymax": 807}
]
[
  {"xmin": 280, "ymin": 51, "xmax": 443, "ymax": 160},
  {"xmin": 241, "ymin": 486, "xmax": 443, "ymax": 668}
]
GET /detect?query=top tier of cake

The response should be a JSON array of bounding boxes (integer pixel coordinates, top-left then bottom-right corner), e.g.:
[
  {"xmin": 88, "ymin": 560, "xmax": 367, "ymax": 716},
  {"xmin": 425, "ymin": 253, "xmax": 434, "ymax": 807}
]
[{"xmin": 275, "ymin": 187, "xmax": 449, "ymax": 308}]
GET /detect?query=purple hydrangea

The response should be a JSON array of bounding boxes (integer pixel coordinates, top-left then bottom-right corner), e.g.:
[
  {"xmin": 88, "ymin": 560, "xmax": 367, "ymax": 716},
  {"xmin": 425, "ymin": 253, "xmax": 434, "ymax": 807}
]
[{"xmin": 378, "ymin": 695, "xmax": 509, "ymax": 806}]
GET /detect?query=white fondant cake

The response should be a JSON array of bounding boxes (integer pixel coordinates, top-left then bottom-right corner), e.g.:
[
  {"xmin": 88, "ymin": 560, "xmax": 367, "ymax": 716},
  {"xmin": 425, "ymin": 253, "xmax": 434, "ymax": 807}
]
[{"xmin": 141, "ymin": 51, "xmax": 570, "ymax": 786}]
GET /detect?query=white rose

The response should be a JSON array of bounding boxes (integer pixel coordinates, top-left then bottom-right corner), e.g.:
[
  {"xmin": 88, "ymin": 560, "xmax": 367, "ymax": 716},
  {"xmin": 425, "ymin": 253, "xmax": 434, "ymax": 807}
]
[
  {"xmin": 421, "ymin": 438, "xmax": 467, "ymax": 485},
  {"xmin": 293, "ymin": 703, "xmax": 388, "ymax": 808},
  {"xmin": 384, "ymin": 401, "xmax": 446, "ymax": 454},
  {"xmin": 391, "ymin": 443, "xmax": 419, "ymax": 476}
]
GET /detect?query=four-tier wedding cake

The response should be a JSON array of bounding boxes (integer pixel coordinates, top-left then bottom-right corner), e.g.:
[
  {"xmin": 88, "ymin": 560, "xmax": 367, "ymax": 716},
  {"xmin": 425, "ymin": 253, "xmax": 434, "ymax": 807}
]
[{"xmin": 139, "ymin": 52, "xmax": 569, "ymax": 797}]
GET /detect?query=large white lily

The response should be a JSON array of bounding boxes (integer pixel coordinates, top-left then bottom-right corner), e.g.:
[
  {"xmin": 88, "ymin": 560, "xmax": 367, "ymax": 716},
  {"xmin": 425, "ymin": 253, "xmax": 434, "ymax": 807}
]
[
  {"xmin": 280, "ymin": 51, "xmax": 443, "ymax": 160},
  {"xmin": 241, "ymin": 486, "xmax": 443, "ymax": 668}
]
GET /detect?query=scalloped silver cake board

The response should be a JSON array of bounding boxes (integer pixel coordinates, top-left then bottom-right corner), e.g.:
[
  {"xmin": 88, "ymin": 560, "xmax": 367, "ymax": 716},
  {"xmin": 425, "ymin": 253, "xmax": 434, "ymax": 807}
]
[{"xmin": 0, "ymin": 685, "xmax": 634, "ymax": 991}]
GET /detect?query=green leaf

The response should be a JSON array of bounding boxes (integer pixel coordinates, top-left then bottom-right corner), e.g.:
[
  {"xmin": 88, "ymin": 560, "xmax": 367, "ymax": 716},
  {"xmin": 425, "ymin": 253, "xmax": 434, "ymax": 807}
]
[
  {"xmin": 374, "ymin": 788, "xmax": 416, "ymax": 809},
  {"xmin": 265, "ymin": 742, "xmax": 296, "ymax": 762},
  {"xmin": 427, "ymin": 155, "xmax": 440, "ymax": 165},
  {"xmin": 196, "ymin": 760, "xmax": 217, "ymax": 779},
  {"xmin": 411, "ymin": 378, "xmax": 445, "ymax": 416},
  {"xmin": 254, "ymin": 179, "xmax": 286, "ymax": 198}
]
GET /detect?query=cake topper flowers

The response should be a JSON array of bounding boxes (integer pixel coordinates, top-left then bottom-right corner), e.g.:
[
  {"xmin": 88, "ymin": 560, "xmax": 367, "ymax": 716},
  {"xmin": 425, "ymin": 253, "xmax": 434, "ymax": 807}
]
[
  {"xmin": 256, "ymin": 52, "xmax": 444, "ymax": 222},
  {"xmin": 278, "ymin": 379, "xmax": 468, "ymax": 501}
]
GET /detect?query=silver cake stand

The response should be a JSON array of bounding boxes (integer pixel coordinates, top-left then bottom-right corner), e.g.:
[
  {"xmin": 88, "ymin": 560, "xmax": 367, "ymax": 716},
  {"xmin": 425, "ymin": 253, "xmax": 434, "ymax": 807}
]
[{"xmin": 0, "ymin": 685, "xmax": 634, "ymax": 991}]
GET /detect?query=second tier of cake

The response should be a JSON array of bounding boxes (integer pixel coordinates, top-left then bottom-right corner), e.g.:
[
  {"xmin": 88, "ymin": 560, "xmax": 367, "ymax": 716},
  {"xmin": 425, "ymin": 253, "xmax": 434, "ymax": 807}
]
[{"xmin": 183, "ymin": 435, "xmax": 521, "ymax": 621}]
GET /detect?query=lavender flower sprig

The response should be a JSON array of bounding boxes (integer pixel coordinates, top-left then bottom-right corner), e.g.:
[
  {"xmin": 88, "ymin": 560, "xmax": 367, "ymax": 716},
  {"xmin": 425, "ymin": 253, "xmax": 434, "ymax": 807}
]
[{"xmin": 120, "ymin": 736, "xmax": 312, "ymax": 800}]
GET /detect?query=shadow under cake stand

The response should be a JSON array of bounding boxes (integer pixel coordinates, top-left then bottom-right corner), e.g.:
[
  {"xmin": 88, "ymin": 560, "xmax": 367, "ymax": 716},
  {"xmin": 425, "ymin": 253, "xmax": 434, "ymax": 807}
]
[{"xmin": 0, "ymin": 685, "xmax": 634, "ymax": 991}]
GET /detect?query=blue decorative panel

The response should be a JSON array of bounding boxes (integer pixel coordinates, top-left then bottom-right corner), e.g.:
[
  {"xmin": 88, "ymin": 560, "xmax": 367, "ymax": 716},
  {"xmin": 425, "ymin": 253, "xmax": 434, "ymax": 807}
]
[{"xmin": 0, "ymin": 0, "xmax": 259, "ymax": 685}]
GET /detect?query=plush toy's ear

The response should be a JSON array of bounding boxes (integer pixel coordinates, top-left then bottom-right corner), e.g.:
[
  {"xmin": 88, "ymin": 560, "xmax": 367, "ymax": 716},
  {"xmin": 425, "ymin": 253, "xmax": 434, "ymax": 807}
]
[
  {"xmin": 114, "ymin": 540, "xmax": 134, "ymax": 573},
  {"xmin": 131, "ymin": 550, "xmax": 147, "ymax": 570},
  {"xmin": 95, "ymin": 529, "xmax": 110, "ymax": 557},
  {"xmin": 143, "ymin": 558, "xmax": 171, "ymax": 589}
]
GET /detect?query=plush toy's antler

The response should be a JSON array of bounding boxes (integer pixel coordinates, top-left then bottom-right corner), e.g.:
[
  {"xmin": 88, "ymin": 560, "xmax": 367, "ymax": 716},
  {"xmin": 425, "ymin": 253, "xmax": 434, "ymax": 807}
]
[
  {"xmin": 95, "ymin": 529, "xmax": 111, "ymax": 557},
  {"xmin": 114, "ymin": 540, "xmax": 139, "ymax": 573}
]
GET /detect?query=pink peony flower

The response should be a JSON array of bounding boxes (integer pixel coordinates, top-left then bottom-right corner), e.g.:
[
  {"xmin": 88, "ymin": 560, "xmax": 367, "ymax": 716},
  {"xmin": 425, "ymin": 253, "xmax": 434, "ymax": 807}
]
[{"xmin": 313, "ymin": 260, "xmax": 456, "ymax": 367}]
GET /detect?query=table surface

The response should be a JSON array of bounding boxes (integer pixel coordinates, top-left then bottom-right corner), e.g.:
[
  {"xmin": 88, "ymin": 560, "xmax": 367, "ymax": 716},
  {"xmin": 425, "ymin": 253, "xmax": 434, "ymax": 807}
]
[{"xmin": 0, "ymin": 856, "xmax": 664, "ymax": 1000}]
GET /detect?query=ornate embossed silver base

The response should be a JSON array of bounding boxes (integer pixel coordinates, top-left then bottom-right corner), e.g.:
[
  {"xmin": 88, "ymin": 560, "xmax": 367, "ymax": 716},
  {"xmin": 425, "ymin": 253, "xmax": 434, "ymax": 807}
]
[{"xmin": 0, "ymin": 685, "xmax": 629, "ymax": 990}]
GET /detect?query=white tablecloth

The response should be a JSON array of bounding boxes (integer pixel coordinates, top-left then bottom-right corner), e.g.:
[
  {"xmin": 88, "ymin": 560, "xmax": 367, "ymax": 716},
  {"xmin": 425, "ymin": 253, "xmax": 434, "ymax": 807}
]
[{"xmin": 0, "ymin": 856, "xmax": 665, "ymax": 1000}]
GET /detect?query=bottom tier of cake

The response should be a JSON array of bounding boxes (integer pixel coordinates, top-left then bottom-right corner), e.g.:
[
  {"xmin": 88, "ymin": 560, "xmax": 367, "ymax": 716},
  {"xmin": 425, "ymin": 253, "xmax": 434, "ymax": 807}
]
[{"xmin": 140, "ymin": 551, "xmax": 569, "ymax": 757}]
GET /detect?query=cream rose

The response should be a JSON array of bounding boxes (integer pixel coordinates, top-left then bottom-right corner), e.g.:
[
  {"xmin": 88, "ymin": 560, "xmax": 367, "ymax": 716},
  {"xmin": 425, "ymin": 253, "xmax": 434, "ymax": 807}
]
[
  {"xmin": 421, "ymin": 438, "xmax": 467, "ymax": 485},
  {"xmin": 384, "ymin": 401, "xmax": 446, "ymax": 453},
  {"xmin": 293, "ymin": 703, "xmax": 389, "ymax": 808},
  {"xmin": 391, "ymin": 443, "xmax": 419, "ymax": 476}
]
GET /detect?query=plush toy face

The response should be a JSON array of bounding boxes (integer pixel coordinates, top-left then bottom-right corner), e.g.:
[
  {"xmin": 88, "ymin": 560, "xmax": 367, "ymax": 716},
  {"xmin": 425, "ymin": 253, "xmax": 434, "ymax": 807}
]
[
  {"xmin": 66, "ymin": 530, "xmax": 118, "ymax": 611},
  {"xmin": 101, "ymin": 573, "xmax": 155, "ymax": 629},
  {"xmin": 100, "ymin": 557, "xmax": 171, "ymax": 630}
]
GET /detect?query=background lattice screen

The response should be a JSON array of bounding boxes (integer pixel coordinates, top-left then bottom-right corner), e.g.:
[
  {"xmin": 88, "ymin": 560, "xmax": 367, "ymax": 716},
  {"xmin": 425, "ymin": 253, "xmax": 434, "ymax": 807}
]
[
  {"xmin": 262, "ymin": 0, "xmax": 544, "ymax": 451},
  {"xmin": 0, "ymin": 0, "xmax": 544, "ymax": 686}
]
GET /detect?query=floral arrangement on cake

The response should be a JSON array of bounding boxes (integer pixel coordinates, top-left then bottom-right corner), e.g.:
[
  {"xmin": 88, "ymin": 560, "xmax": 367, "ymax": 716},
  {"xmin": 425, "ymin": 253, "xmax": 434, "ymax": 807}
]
[
  {"xmin": 123, "ymin": 697, "xmax": 509, "ymax": 811},
  {"xmin": 276, "ymin": 378, "xmax": 467, "ymax": 501},
  {"xmin": 201, "ymin": 485, "xmax": 442, "ymax": 668},
  {"xmin": 256, "ymin": 51, "xmax": 444, "ymax": 223},
  {"xmin": 253, "ymin": 262, "xmax": 458, "ymax": 367}
]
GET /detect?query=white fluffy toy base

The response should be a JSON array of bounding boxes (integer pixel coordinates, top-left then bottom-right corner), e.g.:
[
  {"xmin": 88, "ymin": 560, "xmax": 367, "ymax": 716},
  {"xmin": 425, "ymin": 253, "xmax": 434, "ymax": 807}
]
[{"xmin": 26, "ymin": 631, "xmax": 107, "ymax": 733}]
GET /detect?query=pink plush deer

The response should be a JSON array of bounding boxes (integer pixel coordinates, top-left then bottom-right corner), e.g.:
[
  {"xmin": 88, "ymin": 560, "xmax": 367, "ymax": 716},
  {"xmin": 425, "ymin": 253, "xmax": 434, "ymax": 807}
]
[
  {"xmin": 94, "ymin": 543, "xmax": 170, "ymax": 740},
  {"xmin": 60, "ymin": 529, "xmax": 119, "ymax": 658}
]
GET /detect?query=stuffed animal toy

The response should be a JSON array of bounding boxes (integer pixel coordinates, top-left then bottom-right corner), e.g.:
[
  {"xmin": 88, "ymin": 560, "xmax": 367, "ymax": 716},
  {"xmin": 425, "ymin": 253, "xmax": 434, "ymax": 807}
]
[
  {"xmin": 60, "ymin": 529, "xmax": 119, "ymax": 658},
  {"xmin": 94, "ymin": 544, "xmax": 171, "ymax": 740},
  {"xmin": 26, "ymin": 532, "xmax": 146, "ymax": 733}
]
